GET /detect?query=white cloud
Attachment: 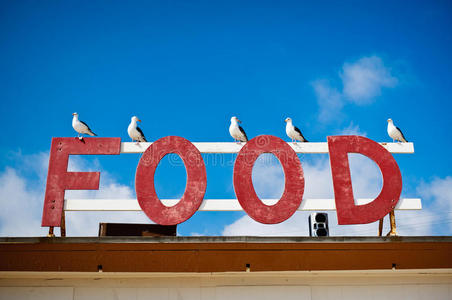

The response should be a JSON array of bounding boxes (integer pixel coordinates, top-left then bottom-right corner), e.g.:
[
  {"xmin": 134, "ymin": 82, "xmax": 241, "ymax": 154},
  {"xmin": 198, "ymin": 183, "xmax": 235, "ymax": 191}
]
[
  {"xmin": 2, "ymin": 150, "xmax": 450, "ymax": 238},
  {"xmin": 64, "ymin": 168, "xmax": 150, "ymax": 236},
  {"xmin": 222, "ymin": 211, "xmax": 310, "ymax": 236},
  {"xmin": 223, "ymin": 152, "xmax": 386, "ymax": 236},
  {"xmin": 336, "ymin": 121, "xmax": 367, "ymax": 136},
  {"xmin": 312, "ymin": 55, "xmax": 397, "ymax": 123},
  {"xmin": 0, "ymin": 168, "xmax": 48, "ymax": 236},
  {"xmin": 0, "ymin": 152, "xmax": 150, "ymax": 237},
  {"xmin": 341, "ymin": 56, "xmax": 398, "ymax": 104},
  {"xmin": 413, "ymin": 176, "xmax": 452, "ymax": 235},
  {"xmin": 311, "ymin": 79, "xmax": 343, "ymax": 123},
  {"xmin": 252, "ymin": 154, "xmax": 284, "ymax": 199},
  {"xmin": 223, "ymin": 140, "xmax": 451, "ymax": 237},
  {"xmin": 418, "ymin": 177, "xmax": 452, "ymax": 213}
]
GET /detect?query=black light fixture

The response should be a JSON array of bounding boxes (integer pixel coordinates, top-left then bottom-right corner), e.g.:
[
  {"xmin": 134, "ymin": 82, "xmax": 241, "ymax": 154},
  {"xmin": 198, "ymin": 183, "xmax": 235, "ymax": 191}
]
[{"xmin": 308, "ymin": 213, "xmax": 329, "ymax": 237}]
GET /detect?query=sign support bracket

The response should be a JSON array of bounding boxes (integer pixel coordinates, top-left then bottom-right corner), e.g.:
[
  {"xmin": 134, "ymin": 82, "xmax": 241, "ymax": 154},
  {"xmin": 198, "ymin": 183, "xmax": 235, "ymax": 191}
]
[{"xmin": 378, "ymin": 210, "xmax": 398, "ymax": 236}]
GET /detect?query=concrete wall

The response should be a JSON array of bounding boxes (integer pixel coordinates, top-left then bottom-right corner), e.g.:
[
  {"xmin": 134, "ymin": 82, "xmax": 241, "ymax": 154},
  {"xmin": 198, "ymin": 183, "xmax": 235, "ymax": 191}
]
[{"xmin": 0, "ymin": 270, "xmax": 451, "ymax": 300}]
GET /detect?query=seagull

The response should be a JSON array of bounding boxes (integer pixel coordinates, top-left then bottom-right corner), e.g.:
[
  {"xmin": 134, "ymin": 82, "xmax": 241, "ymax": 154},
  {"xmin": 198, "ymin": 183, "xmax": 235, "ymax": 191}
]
[
  {"xmin": 285, "ymin": 117, "xmax": 308, "ymax": 143},
  {"xmin": 229, "ymin": 116, "xmax": 248, "ymax": 143},
  {"xmin": 387, "ymin": 118, "xmax": 408, "ymax": 143},
  {"xmin": 128, "ymin": 116, "xmax": 147, "ymax": 143},
  {"xmin": 72, "ymin": 112, "xmax": 96, "ymax": 138}
]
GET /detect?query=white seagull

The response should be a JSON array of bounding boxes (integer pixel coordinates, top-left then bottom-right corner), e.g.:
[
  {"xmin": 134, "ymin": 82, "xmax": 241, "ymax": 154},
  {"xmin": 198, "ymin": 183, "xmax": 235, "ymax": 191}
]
[
  {"xmin": 72, "ymin": 112, "xmax": 96, "ymax": 138},
  {"xmin": 229, "ymin": 116, "xmax": 248, "ymax": 143},
  {"xmin": 387, "ymin": 118, "xmax": 408, "ymax": 143},
  {"xmin": 285, "ymin": 117, "xmax": 308, "ymax": 143},
  {"xmin": 128, "ymin": 116, "xmax": 147, "ymax": 143}
]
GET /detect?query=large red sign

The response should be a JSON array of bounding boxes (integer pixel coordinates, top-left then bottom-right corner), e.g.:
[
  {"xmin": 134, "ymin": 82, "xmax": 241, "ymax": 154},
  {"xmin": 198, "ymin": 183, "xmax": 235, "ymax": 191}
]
[{"xmin": 41, "ymin": 135, "xmax": 402, "ymax": 227}]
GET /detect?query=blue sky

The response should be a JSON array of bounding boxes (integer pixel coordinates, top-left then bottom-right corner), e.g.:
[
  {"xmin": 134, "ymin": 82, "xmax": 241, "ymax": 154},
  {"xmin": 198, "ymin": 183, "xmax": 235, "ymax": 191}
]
[{"xmin": 0, "ymin": 1, "xmax": 451, "ymax": 236}]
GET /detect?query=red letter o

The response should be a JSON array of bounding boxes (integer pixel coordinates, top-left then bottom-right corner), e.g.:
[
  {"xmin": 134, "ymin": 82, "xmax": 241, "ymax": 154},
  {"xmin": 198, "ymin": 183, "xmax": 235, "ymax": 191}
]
[
  {"xmin": 135, "ymin": 136, "xmax": 207, "ymax": 225},
  {"xmin": 233, "ymin": 135, "xmax": 305, "ymax": 224}
]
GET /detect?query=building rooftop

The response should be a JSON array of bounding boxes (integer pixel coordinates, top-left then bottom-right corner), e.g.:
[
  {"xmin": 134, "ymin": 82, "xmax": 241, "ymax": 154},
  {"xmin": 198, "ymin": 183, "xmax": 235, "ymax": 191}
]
[{"xmin": 1, "ymin": 236, "xmax": 451, "ymax": 273}]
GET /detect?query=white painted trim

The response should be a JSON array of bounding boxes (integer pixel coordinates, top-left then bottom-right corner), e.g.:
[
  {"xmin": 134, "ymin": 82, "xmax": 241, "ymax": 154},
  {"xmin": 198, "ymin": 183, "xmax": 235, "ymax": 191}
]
[
  {"xmin": 120, "ymin": 142, "xmax": 414, "ymax": 154},
  {"xmin": 64, "ymin": 198, "xmax": 422, "ymax": 212},
  {"xmin": 1, "ymin": 268, "xmax": 451, "ymax": 279}
]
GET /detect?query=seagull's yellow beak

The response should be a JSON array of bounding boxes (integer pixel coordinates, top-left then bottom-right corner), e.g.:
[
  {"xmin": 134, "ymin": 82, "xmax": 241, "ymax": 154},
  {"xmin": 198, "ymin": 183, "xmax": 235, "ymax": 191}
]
[
  {"xmin": 237, "ymin": 119, "xmax": 242, "ymax": 123},
  {"xmin": 138, "ymin": 119, "xmax": 141, "ymax": 122}
]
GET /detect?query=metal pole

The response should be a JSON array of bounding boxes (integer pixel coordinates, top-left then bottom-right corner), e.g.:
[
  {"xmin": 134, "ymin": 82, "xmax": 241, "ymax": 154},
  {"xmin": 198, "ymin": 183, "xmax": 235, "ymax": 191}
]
[
  {"xmin": 47, "ymin": 226, "xmax": 55, "ymax": 237},
  {"xmin": 387, "ymin": 210, "xmax": 397, "ymax": 236},
  {"xmin": 378, "ymin": 218, "xmax": 384, "ymax": 236},
  {"xmin": 60, "ymin": 212, "xmax": 66, "ymax": 237}
]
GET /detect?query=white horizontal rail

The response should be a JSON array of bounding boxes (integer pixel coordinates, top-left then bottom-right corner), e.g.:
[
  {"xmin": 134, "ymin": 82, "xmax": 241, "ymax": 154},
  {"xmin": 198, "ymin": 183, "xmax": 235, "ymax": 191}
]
[
  {"xmin": 64, "ymin": 198, "xmax": 421, "ymax": 211},
  {"xmin": 120, "ymin": 142, "xmax": 414, "ymax": 154}
]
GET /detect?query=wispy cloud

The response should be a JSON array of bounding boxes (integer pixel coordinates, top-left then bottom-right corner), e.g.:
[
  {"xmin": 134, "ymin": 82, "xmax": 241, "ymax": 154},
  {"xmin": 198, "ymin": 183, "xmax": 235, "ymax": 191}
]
[
  {"xmin": 312, "ymin": 55, "xmax": 398, "ymax": 123},
  {"xmin": 311, "ymin": 79, "xmax": 343, "ymax": 123},
  {"xmin": 252, "ymin": 154, "xmax": 285, "ymax": 199},
  {"xmin": 341, "ymin": 56, "xmax": 398, "ymax": 104},
  {"xmin": 223, "ymin": 151, "xmax": 384, "ymax": 236},
  {"xmin": 2, "ymin": 150, "xmax": 449, "ymax": 237},
  {"xmin": 0, "ymin": 167, "xmax": 47, "ymax": 236},
  {"xmin": 335, "ymin": 121, "xmax": 367, "ymax": 136},
  {"xmin": 65, "ymin": 157, "xmax": 150, "ymax": 236},
  {"xmin": 416, "ymin": 176, "xmax": 452, "ymax": 234},
  {"xmin": 0, "ymin": 152, "xmax": 149, "ymax": 237},
  {"xmin": 223, "ymin": 135, "xmax": 450, "ymax": 236}
]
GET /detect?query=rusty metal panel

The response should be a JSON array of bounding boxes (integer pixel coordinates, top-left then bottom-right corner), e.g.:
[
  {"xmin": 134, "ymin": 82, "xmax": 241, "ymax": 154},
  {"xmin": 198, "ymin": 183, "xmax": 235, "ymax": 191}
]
[
  {"xmin": 135, "ymin": 136, "xmax": 207, "ymax": 225},
  {"xmin": 327, "ymin": 136, "xmax": 402, "ymax": 225},
  {"xmin": 41, "ymin": 138, "xmax": 121, "ymax": 227},
  {"xmin": 233, "ymin": 135, "xmax": 304, "ymax": 224}
]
